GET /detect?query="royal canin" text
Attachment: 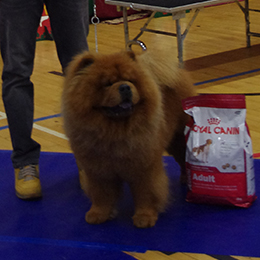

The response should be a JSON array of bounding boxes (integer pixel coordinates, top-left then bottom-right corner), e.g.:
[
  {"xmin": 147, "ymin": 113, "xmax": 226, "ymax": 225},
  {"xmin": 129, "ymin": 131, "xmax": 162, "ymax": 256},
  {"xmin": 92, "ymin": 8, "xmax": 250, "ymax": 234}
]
[{"xmin": 191, "ymin": 125, "xmax": 240, "ymax": 135}]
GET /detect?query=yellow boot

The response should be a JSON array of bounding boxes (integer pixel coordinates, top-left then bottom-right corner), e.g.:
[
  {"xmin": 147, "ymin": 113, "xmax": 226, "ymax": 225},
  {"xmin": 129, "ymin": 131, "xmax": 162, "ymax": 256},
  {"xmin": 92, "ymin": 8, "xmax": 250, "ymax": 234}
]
[{"xmin": 15, "ymin": 165, "xmax": 42, "ymax": 199}]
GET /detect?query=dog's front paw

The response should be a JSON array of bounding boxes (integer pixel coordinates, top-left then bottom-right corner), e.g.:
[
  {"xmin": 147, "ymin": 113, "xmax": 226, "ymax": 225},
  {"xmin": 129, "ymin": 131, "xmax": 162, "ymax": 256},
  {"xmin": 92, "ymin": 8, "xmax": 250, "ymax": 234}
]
[
  {"xmin": 132, "ymin": 213, "xmax": 158, "ymax": 228},
  {"xmin": 85, "ymin": 210, "xmax": 110, "ymax": 224}
]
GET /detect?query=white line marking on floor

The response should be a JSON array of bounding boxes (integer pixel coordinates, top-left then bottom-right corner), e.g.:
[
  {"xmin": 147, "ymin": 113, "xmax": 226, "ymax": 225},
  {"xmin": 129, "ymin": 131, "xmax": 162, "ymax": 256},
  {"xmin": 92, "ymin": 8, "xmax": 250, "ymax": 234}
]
[
  {"xmin": 0, "ymin": 111, "xmax": 67, "ymax": 140},
  {"xmin": 33, "ymin": 123, "xmax": 68, "ymax": 140},
  {"xmin": 0, "ymin": 111, "xmax": 7, "ymax": 120}
]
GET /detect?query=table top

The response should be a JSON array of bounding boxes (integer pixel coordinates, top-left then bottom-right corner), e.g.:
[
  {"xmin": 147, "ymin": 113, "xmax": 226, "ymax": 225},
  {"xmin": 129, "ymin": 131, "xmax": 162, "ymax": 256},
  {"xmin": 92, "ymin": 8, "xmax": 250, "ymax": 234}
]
[{"xmin": 105, "ymin": 0, "xmax": 235, "ymax": 13}]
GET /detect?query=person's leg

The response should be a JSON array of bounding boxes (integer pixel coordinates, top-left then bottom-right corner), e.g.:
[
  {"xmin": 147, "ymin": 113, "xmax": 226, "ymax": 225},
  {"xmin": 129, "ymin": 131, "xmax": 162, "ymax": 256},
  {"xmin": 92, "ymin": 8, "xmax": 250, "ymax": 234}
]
[
  {"xmin": 0, "ymin": 0, "xmax": 44, "ymax": 168},
  {"xmin": 45, "ymin": 0, "xmax": 89, "ymax": 71},
  {"xmin": 0, "ymin": 0, "xmax": 44, "ymax": 199}
]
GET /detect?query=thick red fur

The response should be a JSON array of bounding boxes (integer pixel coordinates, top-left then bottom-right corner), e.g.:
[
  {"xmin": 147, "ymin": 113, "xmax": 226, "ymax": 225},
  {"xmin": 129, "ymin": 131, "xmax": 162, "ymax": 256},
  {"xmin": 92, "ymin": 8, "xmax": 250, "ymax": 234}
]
[{"xmin": 62, "ymin": 50, "xmax": 196, "ymax": 228}]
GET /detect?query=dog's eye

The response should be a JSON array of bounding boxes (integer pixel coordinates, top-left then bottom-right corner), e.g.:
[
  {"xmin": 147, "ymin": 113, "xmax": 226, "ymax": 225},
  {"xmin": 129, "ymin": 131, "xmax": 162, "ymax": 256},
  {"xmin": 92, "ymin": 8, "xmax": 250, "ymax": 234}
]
[
  {"xmin": 105, "ymin": 82, "xmax": 112, "ymax": 88},
  {"xmin": 128, "ymin": 79, "xmax": 136, "ymax": 85},
  {"xmin": 100, "ymin": 78, "xmax": 112, "ymax": 88}
]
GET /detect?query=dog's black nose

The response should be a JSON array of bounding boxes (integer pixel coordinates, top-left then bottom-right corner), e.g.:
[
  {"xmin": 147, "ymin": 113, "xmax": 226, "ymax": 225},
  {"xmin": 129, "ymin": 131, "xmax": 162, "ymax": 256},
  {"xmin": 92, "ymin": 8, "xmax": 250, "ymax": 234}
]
[{"xmin": 119, "ymin": 84, "xmax": 132, "ymax": 100}]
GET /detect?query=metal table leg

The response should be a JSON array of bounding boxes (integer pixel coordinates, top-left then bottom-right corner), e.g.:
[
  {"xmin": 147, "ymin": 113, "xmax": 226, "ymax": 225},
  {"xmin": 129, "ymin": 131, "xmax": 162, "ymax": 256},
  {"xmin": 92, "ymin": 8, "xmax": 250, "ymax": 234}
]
[
  {"xmin": 122, "ymin": 7, "xmax": 130, "ymax": 49},
  {"xmin": 176, "ymin": 19, "xmax": 183, "ymax": 65}
]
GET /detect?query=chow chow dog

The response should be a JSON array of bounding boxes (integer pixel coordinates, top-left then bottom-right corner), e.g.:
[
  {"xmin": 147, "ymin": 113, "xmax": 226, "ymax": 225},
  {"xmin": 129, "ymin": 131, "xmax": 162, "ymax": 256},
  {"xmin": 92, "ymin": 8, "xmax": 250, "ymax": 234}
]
[{"xmin": 62, "ymin": 50, "xmax": 196, "ymax": 228}]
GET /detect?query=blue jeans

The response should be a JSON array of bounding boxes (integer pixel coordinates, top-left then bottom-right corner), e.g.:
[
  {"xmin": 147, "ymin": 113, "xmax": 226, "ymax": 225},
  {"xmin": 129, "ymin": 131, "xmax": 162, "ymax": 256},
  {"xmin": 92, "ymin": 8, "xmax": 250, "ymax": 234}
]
[{"xmin": 0, "ymin": 0, "xmax": 89, "ymax": 168}]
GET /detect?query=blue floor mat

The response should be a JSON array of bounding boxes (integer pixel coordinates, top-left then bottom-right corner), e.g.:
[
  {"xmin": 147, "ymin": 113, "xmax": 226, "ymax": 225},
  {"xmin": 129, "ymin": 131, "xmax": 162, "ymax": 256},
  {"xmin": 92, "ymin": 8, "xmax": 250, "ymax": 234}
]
[{"xmin": 0, "ymin": 150, "xmax": 259, "ymax": 259}]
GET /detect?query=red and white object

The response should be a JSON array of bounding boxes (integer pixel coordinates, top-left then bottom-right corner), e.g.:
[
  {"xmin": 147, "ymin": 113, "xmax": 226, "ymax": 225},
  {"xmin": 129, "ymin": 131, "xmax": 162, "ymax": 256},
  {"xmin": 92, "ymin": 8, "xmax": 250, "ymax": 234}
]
[{"xmin": 182, "ymin": 94, "xmax": 256, "ymax": 207}]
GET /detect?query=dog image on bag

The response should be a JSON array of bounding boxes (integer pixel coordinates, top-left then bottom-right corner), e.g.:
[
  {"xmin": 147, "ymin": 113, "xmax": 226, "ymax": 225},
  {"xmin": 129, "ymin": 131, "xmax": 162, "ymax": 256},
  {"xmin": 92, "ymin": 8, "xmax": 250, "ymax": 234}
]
[
  {"xmin": 192, "ymin": 139, "xmax": 212, "ymax": 163},
  {"xmin": 62, "ymin": 50, "xmax": 196, "ymax": 228}
]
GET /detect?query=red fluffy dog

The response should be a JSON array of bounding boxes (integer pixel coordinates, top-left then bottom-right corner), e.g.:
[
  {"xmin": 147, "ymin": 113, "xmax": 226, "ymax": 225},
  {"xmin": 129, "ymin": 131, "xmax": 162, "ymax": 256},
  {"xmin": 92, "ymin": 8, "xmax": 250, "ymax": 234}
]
[{"xmin": 62, "ymin": 50, "xmax": 196, "ymax": 228}]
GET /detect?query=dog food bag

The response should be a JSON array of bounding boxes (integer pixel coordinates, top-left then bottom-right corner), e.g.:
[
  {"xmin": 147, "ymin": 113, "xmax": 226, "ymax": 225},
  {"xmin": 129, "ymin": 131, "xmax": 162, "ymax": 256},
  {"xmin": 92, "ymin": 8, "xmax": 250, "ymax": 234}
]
[{"xmin": 182, "ymin": 94, "xmax": 256, "ymax": 207}]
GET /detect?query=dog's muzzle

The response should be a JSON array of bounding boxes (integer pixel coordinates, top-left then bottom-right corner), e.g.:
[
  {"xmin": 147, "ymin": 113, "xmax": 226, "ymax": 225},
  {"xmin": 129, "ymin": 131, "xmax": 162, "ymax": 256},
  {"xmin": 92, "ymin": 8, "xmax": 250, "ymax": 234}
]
[{"xmin": 102, "ymin": 84, "xmax": 134, "ymax": 118}]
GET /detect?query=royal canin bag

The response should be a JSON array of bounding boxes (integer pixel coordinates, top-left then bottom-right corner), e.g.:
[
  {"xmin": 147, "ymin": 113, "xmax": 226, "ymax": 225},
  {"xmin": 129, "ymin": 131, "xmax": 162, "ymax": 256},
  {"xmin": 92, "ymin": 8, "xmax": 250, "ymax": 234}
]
[{"xmin": 182, "ymin": 94, "xmax": 256, "ymax": 207}]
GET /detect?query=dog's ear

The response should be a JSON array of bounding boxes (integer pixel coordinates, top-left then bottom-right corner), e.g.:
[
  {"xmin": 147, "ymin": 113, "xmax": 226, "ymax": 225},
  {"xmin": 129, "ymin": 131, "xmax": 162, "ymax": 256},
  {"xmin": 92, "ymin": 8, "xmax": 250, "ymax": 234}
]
[
  {"xmin": 126, "ymin": 51, "xmax": 136, "ymax": 61},
  {"xmin": 75, "ymin": 55, "xmax": 95, "ymax": 72},
  {"xmin": 64, "ymin": 52, "xmax": 95, "ymax": 76}
]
